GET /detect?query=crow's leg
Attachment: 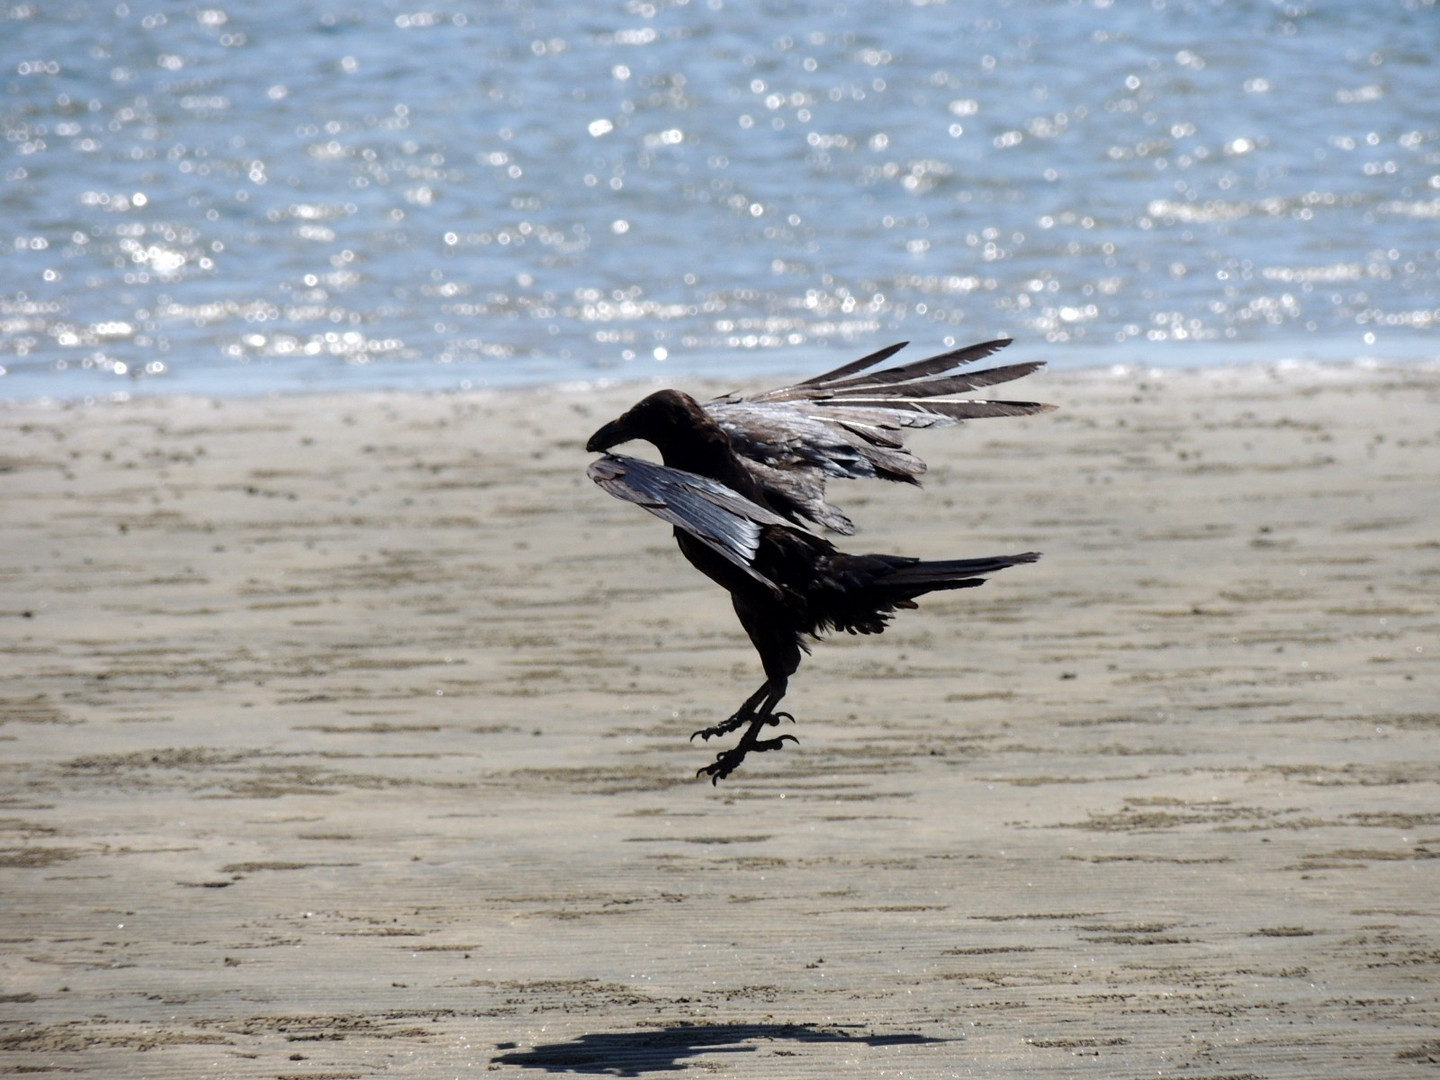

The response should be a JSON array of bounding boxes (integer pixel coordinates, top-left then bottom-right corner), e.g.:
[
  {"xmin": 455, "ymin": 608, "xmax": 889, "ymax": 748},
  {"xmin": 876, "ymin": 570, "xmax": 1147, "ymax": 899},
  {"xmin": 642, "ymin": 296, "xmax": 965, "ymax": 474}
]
[
  {"xmin": 689, "ymin": 678, "xmax": 786, "ymax": 742},
  {"xmin": 697, "ymin": 706, "xmax": 798, "ymax": 784},
  {"xmin": 695, "ymin": 677, "xmax": 795, "ymax": 783},
  {"xmin": 695, "ymin": 598, "xmax": 804, "ymax": 779}
]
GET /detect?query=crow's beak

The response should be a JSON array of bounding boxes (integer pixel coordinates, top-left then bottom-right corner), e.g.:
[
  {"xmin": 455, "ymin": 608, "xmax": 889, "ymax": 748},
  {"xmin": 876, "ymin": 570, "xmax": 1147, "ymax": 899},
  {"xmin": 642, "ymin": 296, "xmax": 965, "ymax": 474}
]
[{"xmin": 586, "ymin": 416, "xmax": 632, "ymax": 453}]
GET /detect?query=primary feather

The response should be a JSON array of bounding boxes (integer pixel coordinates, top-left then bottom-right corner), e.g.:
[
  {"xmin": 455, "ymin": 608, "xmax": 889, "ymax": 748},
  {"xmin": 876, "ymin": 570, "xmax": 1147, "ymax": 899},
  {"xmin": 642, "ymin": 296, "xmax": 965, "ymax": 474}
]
[{"xmin": 704, "ymin": 339, "xmax": 1055, "ymax": 534}]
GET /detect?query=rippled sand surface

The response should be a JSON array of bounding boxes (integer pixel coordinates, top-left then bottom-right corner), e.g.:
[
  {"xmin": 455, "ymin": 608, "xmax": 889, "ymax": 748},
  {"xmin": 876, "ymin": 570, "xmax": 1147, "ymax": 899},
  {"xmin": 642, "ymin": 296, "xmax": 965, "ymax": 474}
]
[{"xmin": 2, "ymin": 366, "xmax": 1438, "ymax": 1077}]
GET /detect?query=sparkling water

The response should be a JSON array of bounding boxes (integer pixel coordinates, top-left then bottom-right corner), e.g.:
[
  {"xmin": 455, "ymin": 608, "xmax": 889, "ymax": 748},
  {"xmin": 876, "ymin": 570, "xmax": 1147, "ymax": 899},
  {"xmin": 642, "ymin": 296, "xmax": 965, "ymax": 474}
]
[{"xmin": 3, "ymin": 0, "xmax": 1436, "ymax": 398}]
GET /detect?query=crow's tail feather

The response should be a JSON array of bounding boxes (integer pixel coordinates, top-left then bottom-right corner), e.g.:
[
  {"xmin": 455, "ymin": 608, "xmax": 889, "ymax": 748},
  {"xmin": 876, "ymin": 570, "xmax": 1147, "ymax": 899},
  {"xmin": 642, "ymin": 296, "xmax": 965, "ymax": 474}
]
[
  {"xmin": 817, "ymin": 550, "xmax": 1039, "ymax": 636},
  {"xmin": 879, "ymin": 551, "xmax": 1040, "ymax": 596}
]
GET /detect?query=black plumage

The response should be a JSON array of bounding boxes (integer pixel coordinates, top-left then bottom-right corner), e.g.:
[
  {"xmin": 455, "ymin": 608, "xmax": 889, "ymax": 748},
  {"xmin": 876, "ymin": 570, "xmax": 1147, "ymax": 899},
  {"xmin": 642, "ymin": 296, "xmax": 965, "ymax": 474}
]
[{"xmin": 585, "ymin": 339, "xmax": 1052, "ymax": 781}]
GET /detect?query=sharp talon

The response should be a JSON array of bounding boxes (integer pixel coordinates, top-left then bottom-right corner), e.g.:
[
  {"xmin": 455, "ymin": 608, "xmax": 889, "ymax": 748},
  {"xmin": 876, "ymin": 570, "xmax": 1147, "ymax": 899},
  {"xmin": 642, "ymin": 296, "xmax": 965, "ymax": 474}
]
[
  {"xmin": 697, "ymin": 745, "xmax": 749, "ymax": 783},
  {"xmin": 766, "ymin": 711, "xmax": 795, "ymax": 726},
  {"xmin": 697, "ymin": 756, "xmax": 738, "ymax": 783},
  {"xmin": 690, "ymin": 711, "xmax": 751, "ymax": 743},
  {"xmin": 754, "ymin": 734, "xmax": 798, "ymax": 753}
]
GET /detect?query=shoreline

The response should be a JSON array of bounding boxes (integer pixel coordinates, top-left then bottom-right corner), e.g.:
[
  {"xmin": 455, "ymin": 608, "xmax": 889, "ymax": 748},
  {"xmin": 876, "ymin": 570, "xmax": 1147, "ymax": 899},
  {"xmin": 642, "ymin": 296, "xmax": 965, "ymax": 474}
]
[
  {"xmin": 3, "ymin": 364, "xmax": 1437, "ymax": 1078},
  {"xmin": 4, "ymin": 331, "xmax": 1438, "ymax": 408}
]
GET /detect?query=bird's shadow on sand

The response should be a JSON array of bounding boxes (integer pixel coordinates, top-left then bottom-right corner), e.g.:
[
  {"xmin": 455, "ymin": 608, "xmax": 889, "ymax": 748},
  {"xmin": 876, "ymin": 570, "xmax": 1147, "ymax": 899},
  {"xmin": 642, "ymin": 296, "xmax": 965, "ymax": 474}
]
[{"xmin": 490, "ymin": 1021, "xmax": 947, "ymax": 1075}]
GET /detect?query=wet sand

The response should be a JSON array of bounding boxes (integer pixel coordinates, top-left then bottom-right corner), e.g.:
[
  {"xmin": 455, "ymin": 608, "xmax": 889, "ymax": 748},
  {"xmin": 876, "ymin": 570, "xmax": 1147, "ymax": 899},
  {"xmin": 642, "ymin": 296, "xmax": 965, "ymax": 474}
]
[{"xmin": 2, "ymin": 363, "xmax": 1438, "ymax": 1078}]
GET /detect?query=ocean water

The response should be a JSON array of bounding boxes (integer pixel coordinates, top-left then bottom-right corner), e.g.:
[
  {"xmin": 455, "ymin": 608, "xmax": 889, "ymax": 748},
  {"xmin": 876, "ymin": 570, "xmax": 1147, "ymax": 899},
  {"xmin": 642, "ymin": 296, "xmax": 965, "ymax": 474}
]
[{"xmin": 2, "ymin": 0, "xmax": 1437, "ymax": 400}]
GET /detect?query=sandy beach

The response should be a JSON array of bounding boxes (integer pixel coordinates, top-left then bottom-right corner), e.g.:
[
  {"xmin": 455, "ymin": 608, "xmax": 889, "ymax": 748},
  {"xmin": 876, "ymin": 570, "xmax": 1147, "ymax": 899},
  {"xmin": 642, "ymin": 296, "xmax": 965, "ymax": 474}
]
[{"xmin": 2, "ymin": 362, "xmax": 1437, "ymax": 1079}]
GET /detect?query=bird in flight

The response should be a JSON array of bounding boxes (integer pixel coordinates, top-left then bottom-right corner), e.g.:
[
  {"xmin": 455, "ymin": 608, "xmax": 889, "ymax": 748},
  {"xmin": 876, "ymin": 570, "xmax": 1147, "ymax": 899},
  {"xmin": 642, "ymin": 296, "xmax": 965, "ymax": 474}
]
[{"xmin": 585, "ymin": 338, "xmax": 1053, "ymax": 782}]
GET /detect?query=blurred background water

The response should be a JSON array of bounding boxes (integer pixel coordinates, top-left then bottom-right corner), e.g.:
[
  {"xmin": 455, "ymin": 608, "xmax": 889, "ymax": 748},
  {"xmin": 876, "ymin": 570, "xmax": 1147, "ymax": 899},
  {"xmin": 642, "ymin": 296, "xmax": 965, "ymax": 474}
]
[{"xmin": 2, "ymin": 0, "xmax": 1437, "ymax": 399}]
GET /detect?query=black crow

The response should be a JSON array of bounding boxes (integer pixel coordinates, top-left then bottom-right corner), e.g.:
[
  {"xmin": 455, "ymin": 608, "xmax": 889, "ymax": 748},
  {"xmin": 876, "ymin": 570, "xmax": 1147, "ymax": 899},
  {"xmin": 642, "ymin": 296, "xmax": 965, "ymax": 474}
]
[{"xmin": 585, "ymin": 339, "xmax": 1052, "ymax": 781}]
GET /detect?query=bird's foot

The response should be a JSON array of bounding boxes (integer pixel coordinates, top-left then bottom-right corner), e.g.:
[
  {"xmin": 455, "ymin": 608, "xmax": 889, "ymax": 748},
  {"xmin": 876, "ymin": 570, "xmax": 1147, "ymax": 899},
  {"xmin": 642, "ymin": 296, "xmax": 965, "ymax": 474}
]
[
  {"xmin": 696, "ymin": 733, "xmax": 798, "ymax": 784},
  {"xmin": 691, "ymin": 708, "xmax": 794, "ymax": 744},
  {"xmin": 690, "ymin": 710, "xmax": 752, "ymax": 743}
]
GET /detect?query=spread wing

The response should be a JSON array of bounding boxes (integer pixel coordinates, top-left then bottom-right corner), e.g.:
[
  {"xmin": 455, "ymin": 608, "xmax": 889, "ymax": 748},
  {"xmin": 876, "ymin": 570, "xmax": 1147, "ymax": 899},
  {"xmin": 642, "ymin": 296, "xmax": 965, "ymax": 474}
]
[
  {"xmin": 587, "ymin": 453, "xmax": 799, "ymax": 596},
  {"xmin": 704, "ymin": 339, "xmax": 1055, "ymax": 535}
]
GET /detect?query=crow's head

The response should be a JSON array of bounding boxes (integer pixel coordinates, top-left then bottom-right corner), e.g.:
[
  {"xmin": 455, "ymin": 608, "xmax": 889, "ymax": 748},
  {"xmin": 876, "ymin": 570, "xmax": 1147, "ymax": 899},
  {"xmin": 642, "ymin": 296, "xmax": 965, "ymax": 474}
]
[{"xmin": 585, "ymin": 389, "xmax": 717, "ymax": 457}]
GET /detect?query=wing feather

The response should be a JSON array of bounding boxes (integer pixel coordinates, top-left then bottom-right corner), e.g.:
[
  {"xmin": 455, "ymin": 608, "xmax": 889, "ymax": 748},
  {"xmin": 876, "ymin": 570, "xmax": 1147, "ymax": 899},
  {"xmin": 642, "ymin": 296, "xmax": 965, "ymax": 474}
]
[
  {"xmin": 705, "ymin": 340, "xmax": 1054, "ymax": 534},
  {"xmin": 787, "ymin": 341, "xmax": 911, "ymax": 388},
  {"xmin": 587, "ymin": 454, "xmax": 793, "ymax": 594}
]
